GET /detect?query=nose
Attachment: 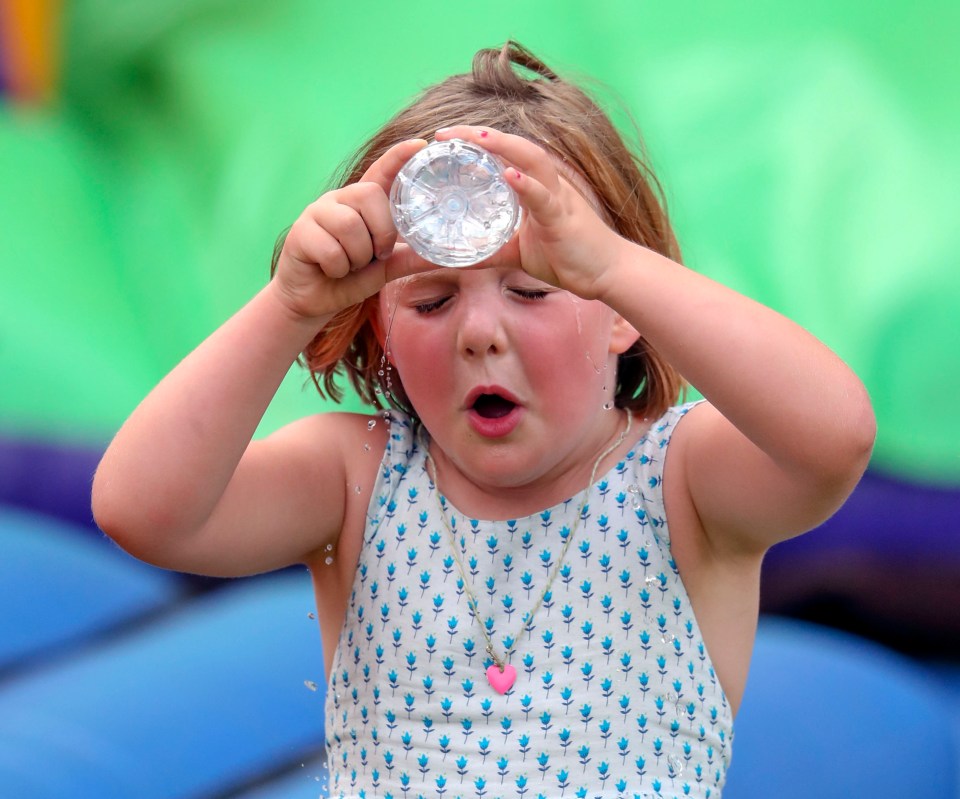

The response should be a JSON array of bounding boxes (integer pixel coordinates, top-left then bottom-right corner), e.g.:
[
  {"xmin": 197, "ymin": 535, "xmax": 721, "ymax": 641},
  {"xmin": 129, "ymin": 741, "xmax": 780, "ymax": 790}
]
[{"xmin": 455, "ymin": 292, "xmax": 509, "ymax": 358}]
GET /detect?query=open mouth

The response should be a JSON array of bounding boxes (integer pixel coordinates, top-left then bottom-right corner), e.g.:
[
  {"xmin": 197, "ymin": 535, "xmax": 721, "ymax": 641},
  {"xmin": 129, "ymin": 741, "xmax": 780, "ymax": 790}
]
[{"xmin": 471, "ymin": 393, "xmax": 518, "ymax": 419}]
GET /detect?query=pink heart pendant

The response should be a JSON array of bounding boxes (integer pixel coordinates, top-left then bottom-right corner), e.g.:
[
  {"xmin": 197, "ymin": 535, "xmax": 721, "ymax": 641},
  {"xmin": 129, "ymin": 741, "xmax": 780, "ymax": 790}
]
[{"xmin": 486, "ymin": 663, "xmax": 517, "ymax": 694}]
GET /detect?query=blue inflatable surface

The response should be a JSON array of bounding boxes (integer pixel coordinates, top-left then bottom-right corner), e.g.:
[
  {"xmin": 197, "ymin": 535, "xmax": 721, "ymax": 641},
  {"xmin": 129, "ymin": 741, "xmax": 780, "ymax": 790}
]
[
  {"xmin": 0, "ymin": 573, "xmax": 326, "ymax": 798},
  {"xmin": 725, "ymin": 618, "xmax": 959, "ymax": 797},
  {"xmin": 0, "ymin": 505, "xmax": 181, "ymax": 673}
]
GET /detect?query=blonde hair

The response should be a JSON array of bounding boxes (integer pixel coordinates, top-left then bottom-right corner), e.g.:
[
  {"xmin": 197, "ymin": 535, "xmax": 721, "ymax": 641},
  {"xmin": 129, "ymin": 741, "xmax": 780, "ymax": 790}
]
[{"xmin": 272, "ymin": 41, "xmax": 686, "ymax": 419}]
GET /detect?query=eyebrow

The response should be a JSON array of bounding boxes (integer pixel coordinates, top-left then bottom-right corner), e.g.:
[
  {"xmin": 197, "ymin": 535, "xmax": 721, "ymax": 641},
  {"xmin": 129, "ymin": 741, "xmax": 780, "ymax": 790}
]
[
  {"xmin": 393, "ymin": 266, "xmax": 550, "ymax": 298},
  {"xmin": 396, "ymin": 270, "xmax": 461, "ymax": 295}
]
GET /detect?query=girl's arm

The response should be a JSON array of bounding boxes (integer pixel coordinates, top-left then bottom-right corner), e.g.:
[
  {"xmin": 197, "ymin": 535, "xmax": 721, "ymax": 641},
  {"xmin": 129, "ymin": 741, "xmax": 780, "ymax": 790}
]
[
  {"xmin": 93, "ymin": 286, "xmax": 346, "ymax": 576},
  {"xmin": 92, "ymin": 139, "xmax": 430, "ymax": 576},
  {"xmin": 599, "ymin": 247, "xmax": 876, "ymax": 555}
]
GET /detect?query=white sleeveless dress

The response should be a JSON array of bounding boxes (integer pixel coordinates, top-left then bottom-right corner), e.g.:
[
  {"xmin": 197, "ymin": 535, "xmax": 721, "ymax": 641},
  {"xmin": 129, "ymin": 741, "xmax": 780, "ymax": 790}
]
[{"xmin": 325, "ymin": 403, "xmax": 734, "ymax": 799}]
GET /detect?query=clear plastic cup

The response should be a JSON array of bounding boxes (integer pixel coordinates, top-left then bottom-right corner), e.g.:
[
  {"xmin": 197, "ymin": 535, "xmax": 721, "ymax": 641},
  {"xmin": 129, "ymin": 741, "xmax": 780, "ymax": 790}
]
[{"xmin": 390, "ymin": 139, "xmax": 522, "ymax": 268}]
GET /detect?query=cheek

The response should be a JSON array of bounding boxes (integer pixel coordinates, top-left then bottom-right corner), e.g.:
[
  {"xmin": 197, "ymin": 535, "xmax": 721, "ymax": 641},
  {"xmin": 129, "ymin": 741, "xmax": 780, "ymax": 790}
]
[
  {"xmin": 532, "ymin": 304, "xmax": 613, "ymax": 375},
  {"xmin": 387, "ymin": 321, "xmax": 455, "ymax": 400}
]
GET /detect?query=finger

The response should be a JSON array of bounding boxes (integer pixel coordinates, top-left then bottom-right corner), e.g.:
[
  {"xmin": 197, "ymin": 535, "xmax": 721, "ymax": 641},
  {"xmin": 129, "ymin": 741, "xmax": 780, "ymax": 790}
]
[
  {"xmin": 434, "ymin": 125, "xmax": 562, "ymax": 193},
  {"xmin": 334, "ymin": 181, "xmax": 399, "ymax": 263},
  {"xmin": 310, "ymin": 202, "xmax": 374, "ymax": 271},
  {"xmin": 360, "ymin": 138, "xmax": 429, "ymax": 193},
  {"xmin": 320, "ymin": 183, "xmax": 390, "ymax": 267},
  {"xmin": 289, "ymin": 221, "xmax": 351, "ymax": 279},
  {"xmin": 502, "ymin": 165, "xmax": 563, "ymax": 227}
]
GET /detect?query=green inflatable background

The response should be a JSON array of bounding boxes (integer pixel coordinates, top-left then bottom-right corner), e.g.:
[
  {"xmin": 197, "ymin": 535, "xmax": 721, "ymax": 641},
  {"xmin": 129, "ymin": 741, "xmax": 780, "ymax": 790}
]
[{"xmin": 1, "ymin": 0, "xmax": 957, "ymax": 483}]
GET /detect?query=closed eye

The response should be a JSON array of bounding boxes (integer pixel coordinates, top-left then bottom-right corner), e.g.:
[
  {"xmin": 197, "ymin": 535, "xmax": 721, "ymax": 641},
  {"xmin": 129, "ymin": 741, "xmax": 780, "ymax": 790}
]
[
  {"xmin": 510, "ymin": 288, "xmax": 550, "ymax": 301},
  {"xmin": 413, "ymin": 296, "xmax": 451, "ymax": 315}
]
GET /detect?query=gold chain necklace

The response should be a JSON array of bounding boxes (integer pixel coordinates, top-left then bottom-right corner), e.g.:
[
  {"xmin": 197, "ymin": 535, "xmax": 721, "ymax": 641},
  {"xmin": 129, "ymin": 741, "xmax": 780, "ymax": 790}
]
[{"xmin": 420, "ymin": 411, "xmax": 633, "ymax": 694}]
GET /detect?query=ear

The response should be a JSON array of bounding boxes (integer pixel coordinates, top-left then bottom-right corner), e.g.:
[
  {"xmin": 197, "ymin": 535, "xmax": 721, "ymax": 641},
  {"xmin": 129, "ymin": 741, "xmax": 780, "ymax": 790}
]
[
  {"xmin": 609, "ymin": 313, "xmax": 640, "ymax": 355},
  {"xmin": 369, "ymin": 296, "xmax": 387, "ymax": 350},
  {"xmin": 365, "ymin": 294, "xmax": 396, "ymax": 368}
]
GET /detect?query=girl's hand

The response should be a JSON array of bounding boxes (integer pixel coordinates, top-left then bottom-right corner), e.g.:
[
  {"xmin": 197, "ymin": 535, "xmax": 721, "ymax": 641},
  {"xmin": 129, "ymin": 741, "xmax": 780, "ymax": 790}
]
[
  {"xmin": 272, "ymin": 138, "xmax": 433, "ymax": 321},
  {"xmin": 434, "ymin": 126, "xmax": 629, "ymax": 301}
]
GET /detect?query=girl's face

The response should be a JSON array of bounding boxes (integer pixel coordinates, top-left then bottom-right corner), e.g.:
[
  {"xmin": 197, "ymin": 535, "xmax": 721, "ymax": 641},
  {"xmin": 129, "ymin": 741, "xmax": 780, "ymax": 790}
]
[{"xmin": 379, "ymin": 266, "xmax": 638, "ymax": 497}]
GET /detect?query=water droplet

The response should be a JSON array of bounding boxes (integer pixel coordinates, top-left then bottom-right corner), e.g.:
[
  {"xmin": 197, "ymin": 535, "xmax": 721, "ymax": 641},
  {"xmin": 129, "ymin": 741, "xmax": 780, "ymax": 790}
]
[
  {"xmin": 325, "ymin": 543, "xmax": 334, "ymax": 552},
  {"xmin": 367, "ymin": 419, "xmax": 377, "ymax": 430},
  {"xmin": 307, "ymin": 612, "xmax": 317, "ymax": 619},
  {"xmin": 378, "ymin": 369, "xmax": 385, "ymax": 377},
  {"xmin": 667, "ymin": 754, "xmax": 684, "ymax": 777},
  {"xmin": 363, "ymin": 443, "xmax": 371, "ymax": 452},
  {"xmin": 374, "ymin": 386, "xmax": 383, "ymax": 395},
  {"xmin": 325, "ymin": 556, "xmax": 335, "ymax": 565},
  {"xmin": 602, "ymin": 401, "xmax": 613, "ymax": 411},
  {"xmin": 354, "ymin": 484, "xmax": 362, "ymax": 494},
  {"xmin": 644, "ymin": 575, "xmax": 659, "ymax": 586},
  {"xmin": 304, "ymin": 680, "xmax": 319, "ymax": 691}
]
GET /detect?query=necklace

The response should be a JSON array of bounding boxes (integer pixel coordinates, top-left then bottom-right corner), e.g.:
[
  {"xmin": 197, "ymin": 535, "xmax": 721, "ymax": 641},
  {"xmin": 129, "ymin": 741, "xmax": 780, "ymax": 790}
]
[{"xmin": 421, "ymin": 411, "xmax": 633, "ymax": 694}]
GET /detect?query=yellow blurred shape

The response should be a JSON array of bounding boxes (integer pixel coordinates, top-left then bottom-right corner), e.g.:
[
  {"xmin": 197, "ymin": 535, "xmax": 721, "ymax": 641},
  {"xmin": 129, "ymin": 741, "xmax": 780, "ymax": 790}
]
[{"xmin": 1, "ymin": 0, "xmax": 60, "ymax": 102}]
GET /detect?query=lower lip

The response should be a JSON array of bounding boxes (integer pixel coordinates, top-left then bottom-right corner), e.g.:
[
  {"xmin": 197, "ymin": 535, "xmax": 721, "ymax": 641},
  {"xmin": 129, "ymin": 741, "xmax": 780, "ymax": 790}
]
[{"xmin": 467, "ymin": 406, "xmax": 523, "ymax": 438}]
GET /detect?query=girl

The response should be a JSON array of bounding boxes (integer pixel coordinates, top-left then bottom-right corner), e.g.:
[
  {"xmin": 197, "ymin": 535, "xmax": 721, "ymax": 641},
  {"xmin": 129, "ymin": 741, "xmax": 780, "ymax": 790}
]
[{"xmin": 92, "ymin": 42, "xmax": 875, "ymax": 798}]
